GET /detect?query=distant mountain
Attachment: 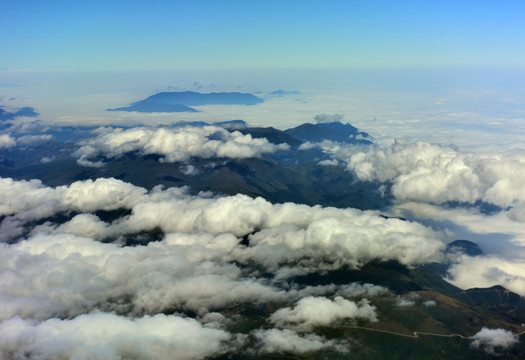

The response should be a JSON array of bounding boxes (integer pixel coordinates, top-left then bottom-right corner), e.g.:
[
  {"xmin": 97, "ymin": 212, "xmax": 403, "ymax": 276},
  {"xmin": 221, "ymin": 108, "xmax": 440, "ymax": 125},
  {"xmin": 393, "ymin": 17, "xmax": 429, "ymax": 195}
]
[
  {"xmin": 0, "ymin": 106, "xmax": 39, "ymax": 121},
  {"xmin": 108, "ymin": 102, "xmax": 198, "ymax": 113},
  {"xmin": 213, "ymin": 119, "xmax": 247, "ymax": 130},
  {"xmin": 239, "ymin": 126, "xmax": 303, "ymax": 147},
  {"xmin": 107, "ymin": 91, "xmax": 264, "ymax": 113},
  {"xmin": 446, "ymin": 240, "xmax": 484, "ymax": 256},
  {"xmin": 270, "ymin": 89, "xmax": 301, "ymax": 96},
  {"xmin": 456, "ymin": 285, "xmax": 525, "ymax": 309},
  {"xmin": 285, "ymin": 121, "xmax": 372, "ymax": 144}
]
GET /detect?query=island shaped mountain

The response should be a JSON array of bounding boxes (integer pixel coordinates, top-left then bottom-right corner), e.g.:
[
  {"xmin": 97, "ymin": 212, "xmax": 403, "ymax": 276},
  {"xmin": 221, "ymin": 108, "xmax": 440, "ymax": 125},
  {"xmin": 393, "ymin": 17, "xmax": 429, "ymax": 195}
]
[{"xmin": 107, "ymin": 91, "xmax": 264, "ymax": 113}]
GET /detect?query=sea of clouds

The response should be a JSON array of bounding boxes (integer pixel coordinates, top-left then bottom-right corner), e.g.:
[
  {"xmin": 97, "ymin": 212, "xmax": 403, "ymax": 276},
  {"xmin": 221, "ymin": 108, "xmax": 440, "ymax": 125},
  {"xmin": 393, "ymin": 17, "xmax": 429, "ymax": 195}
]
[
  {"xmin": 2, "ymin": 69, "xmax": 524, "ymax": 357},
  {"xmin": 0, "ymin": 175, "xmax": 520, "ymax": 357}
]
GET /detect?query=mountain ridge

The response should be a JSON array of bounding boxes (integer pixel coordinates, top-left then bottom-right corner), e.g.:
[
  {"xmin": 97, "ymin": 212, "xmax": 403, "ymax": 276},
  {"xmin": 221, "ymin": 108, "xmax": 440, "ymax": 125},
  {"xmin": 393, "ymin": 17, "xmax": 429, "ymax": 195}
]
[{"xmin": 107, "ymin": 91, "xmax": 264, "ymax": 113}]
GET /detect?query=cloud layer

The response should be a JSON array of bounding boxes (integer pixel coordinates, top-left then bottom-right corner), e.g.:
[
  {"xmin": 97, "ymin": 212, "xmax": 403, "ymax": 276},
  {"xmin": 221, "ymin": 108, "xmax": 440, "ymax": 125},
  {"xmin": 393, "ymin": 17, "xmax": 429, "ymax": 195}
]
[
  {"xmin": 0, "ymin": 176, "xmax": 451, "ymax": 356},
  {"xmin": 269, "ymin": 296, "xmax": 377, "ymax": 331},
  {"xmin": 471, "ymin": 327, "xmax": 518, "ymax": 354},
  {"xmin": 1, "ymin": 176, "xmax": 522, "ymax": 357},
  {"xmin": 0, "ymin": 314, "xmax": 232, "ymax": 360},
  {"xmin": 336, "ymin": 140, "xmax": 525, "ymax": 207},
  {"xmin": 74, "ymin": 125, "xmax": 289, "ymax": 167}
]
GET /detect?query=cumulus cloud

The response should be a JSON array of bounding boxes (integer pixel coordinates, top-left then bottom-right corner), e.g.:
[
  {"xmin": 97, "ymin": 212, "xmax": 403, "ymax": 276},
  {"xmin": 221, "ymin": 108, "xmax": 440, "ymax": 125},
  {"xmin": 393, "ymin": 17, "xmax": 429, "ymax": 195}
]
[
  {"xmin": 0, "ymin": 313, "xmax": 233, "ymax": 360},
  {"xmin": 318, "ymin": 159, "xmax": 339, "ymax": 166},
  {"xmin": 180, "ymin": 164, "xmax": 199, "ymax": 175},
  {"xmin": 0, "ymin": 232, "xmax": 286, "ymax": 321},
  {"xmin": 423, "ymin": 300, "xmax": 437, "ymax": 307},
  {"xmin": 314, "ymin": 113, "xmax": 345, "ymax": 123},
  {"xmin": 471, "ymin": 327, "xmax": 518, "ymax": 354},
  {"xmin": 73, "ymin": 125, "xmax": 289, "ymax": 166},
  {"xmin": 337, "ymin": 140, "xmax": 525, "ymax": 207},
  {"xmin": 241, "ymin": 211, "xmax": 444, "ymax": 271},
  {"xmin": 0, "ymin": 177, "xmax": 147, "ymax": 240},
  {"xmin": 16, "ymin": 134, "xmax": 52, "ymax": 145},
  {"xmin": 0, "ymin": 177, "xmax": 453, "ymax": 357},
  {"xmin": 253, "ymin": 328, "xmax": 348, "ymax": 354},
  {"xmin": 0, "ymin": 134, "xmax": 16, "ymax": 148},
  {"xmin": 0, "ymin": 177, "xmax": 445, "ymax": 269},
  {"xmin": 0, "ymin": 177, "xmax": 146, "ymax": 220},
  {"xmin": 395, "ymin": 296, "xmax": 416, "ymax": 307},
  {"xmin": 446, "ymin": 255, "xmax": 525, "ymax": 296},
  {"xmin": 269, "ymin": 296, "xmax": 377, "ymax": 331}
]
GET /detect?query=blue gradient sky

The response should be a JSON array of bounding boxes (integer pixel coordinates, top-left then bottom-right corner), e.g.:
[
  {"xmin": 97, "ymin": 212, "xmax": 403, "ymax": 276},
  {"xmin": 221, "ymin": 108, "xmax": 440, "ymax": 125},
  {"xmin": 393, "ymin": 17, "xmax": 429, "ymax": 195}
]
[{"xmin": 3, "ymin": 0, "xmax": 525, "ymax": 71}]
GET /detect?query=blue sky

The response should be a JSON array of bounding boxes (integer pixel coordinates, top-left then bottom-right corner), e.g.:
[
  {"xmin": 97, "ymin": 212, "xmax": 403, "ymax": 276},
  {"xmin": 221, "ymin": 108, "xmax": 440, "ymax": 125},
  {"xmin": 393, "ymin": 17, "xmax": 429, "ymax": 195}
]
[{"xmin": 3, "ymin": 0, "xmax": 525, "ymax": 71}]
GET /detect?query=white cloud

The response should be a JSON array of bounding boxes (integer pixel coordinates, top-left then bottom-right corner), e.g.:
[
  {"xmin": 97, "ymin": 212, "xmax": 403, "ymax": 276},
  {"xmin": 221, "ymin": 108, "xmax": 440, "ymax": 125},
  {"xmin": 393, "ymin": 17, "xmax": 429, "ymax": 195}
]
[
  {"xmin": 269, "ymin": 296, "xmax": 377, "ymax": 331},
  {"xmin": 337, "ymin": 140, "xmax": 525, "ymax": 207},
  {"xmin": 0, "ymin": 177, "xmax": 146, "ymax": 221},
  {"xmin": 253, "ymin": 328, "xmax": 348, "ymax": 354},
  {"xmin": 471, "ymin": 327, "xmax": 518, "ymax": 354},
  {"xmin": 0, "ymin": 313, "xmax": 232, "ymax": 360},
  {"xmin": 180, "ymin": 164, "xmax": 199, "ymax": 175},
  {"xmin": 73, "ymin": 125, "xmax": 289, "ymax": 166},
  {"xmin": 314, "ymin": 113, "xmax": 345, "ymax": 123},
  {"xmin": 318, "ymin": 159, "xmax": 339, "ymax": 166},
  {"xmin": 395, "ymin": 296, "xmax": 416, "ymax": 307},
  {"xmin": 446, "ymin": 255, "xmax": 525, "ymax": 296},
  {"xmin": 241, "ymin": 212, "xmax": 444, "ymax": 271},
  {"xmin": 16, "ymin": 134, "xmax": 52, "ymax": 145},
  {"xmin": 0, "ymin": 176, "xmax": 455, "ymax": 359},
  {"xmin": 1, "ymin": 177, "xmax": 445, "ymax": 270},
  {"xmin": 423, "ymin": 300, "xmax": 437, "ymax": 307},
  {"xmin": 0, "ymin": 134, "xmax": 16, "ymax": 148},
  {"xmin": 0, "ymin": 232, "xmax": 285, "ymax": 320},
  {"xmin": 0, "ymin": 178, "xmax": 148, "ymax": 241}
]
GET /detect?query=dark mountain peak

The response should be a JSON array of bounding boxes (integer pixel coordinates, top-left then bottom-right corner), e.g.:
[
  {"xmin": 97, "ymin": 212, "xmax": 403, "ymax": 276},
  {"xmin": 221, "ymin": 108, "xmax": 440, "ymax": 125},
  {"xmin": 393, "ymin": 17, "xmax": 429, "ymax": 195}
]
[
  {"xmin": 107, "ymin": 103, "xmax": 198, "ymax": 113},
  {"xmin": 317, "ymin": 121, "xmax": 358, "ymax": 132},
  {"xmin": 284, "ymin": 121, "xmax": 372, "ymax": 144},
  {"xmin": 213, "ymin": 119, "xmax": 248, "ymax": 130},
  {"xmin": 107, "ymin": 91, "xmax": 264, "ymax": 113},
  {"xmin": 0, "ymin": 105, "xmax": 39, "ymax": 121},
  {"xmin": 239, "ymin": 126, "xmax": 302, "ymax": 146},
  {"xmin": 457, "ymin": 285, "xmax": 525, "ymax": 309},
  {"xmin": 446, "ymin": 239, "xmax": 484, "ymax": 256},
  {"xmin": 139, "ymin": 91, "xmax": 264, "ymax": 106}
]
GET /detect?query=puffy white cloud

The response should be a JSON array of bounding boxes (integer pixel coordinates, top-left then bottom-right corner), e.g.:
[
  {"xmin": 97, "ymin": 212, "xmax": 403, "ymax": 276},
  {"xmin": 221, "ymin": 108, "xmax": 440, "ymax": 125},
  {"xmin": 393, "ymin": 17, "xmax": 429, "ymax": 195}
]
[
  {"xmin": 0, "ymin": 177, "xmax": 147, "ymax": 242},
  {"xmin": 0, "ymin": 176, "xmax": 454, "ymax": 359},
  {"xmin": 283, "ymin": 283, "xmax": 387, "ymax": 301},
  {"xmin": 180, "ymin": 164, "xmax": 199, "ymax": 175},
  {"xmin": 471, "ymin": 327, "xmax": 518, "ymax": 354},
  {"xmin": 51, "ymin": 213, "xmax": 111, "ymax": 240},
  {"xmin": 395, "ymin": 296, "xmax": 416, "ymax": 307},
  {"xmin": 318, "ymin": 159, "xmax": 339, "ymax": 166},
  {"xmin": 107, "ymin": 191, "xmax": 445, "ymax": 271},
  {"xmin": 1, "ymin": 177, "xmax": 445, "ymax": 270},
  {"xmin": 16, "ymin": 134, "xmax": 52, "ymax": 145},
  {"xmin": 73, "ymin": 125, "xmax": 289, "ymax": 166},
  {"xmin": 253, "ymin": 328, "xmax": 348, "ymax": 354},
  {"xmin": 423, "ymin": 300, "xmax": 437, "ymax": 307},
  {"xmin": 0, "ymin": 177, "xmax": 146, "ymax": 220},
  {"xmin": 0, "ymin": 313, "xmax": 232, "ymax": 360},
  {"xmin": 337, "ymin": 140, "xmax": 525, "ymax": 207},
  {"xmin": 0, "ymin": 134, "xmax": 16, "ymax": 148},
  {"xmin": 269, "ymin": 296, "xmax": 377, "ymax": 331},
  {"xmin": 0, "ymin": 232, "xmax": 285, "ymax": 321},
  {"xmin": 314, "ymin": 113, "xmax": 345, "ymax": 123},
  {"xmin": 240, "ymin": 211, "xmax": 444, "ymax": 271},
  {"xmin": 446, "ymin": 255, "xmax": 525, "ymax": 296}
]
